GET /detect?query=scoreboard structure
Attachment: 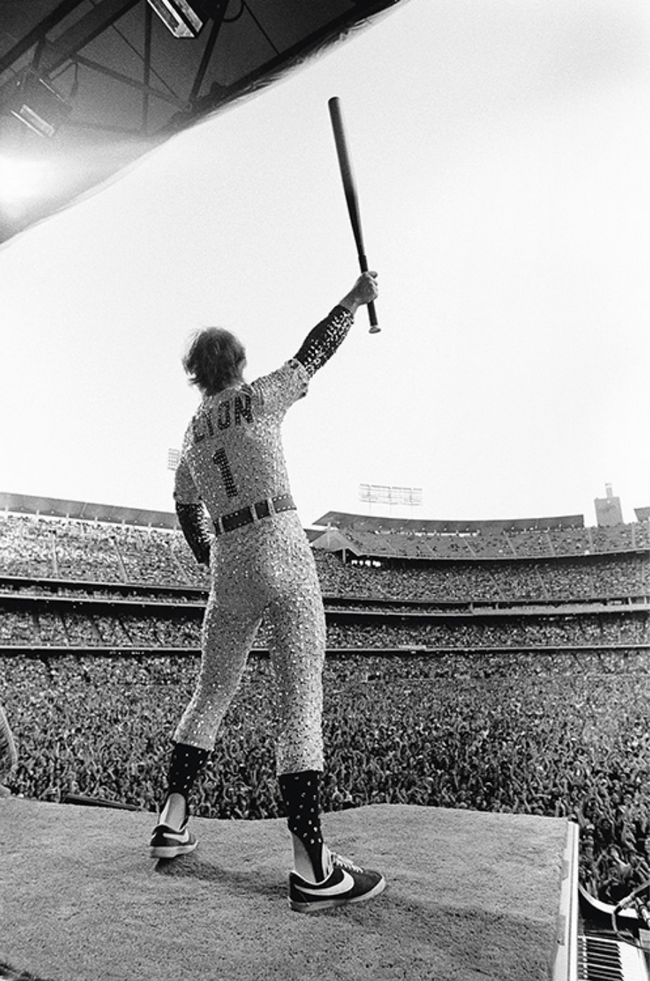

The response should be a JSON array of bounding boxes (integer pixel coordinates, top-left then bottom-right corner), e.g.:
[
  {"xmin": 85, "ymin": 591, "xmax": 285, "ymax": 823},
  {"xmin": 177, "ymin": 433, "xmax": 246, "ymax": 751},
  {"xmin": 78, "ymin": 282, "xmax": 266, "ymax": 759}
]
[{"xmin": 594, "ymin": 483, "xmax": 624, "ymax": 527}]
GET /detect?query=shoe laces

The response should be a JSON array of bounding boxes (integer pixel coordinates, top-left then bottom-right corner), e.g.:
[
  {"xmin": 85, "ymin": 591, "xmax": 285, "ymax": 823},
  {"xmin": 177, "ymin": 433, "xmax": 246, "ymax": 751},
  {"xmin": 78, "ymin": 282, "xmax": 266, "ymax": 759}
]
[{"xmin": 330, "ymin": 852, "xmax": 363, "ymax": 874}]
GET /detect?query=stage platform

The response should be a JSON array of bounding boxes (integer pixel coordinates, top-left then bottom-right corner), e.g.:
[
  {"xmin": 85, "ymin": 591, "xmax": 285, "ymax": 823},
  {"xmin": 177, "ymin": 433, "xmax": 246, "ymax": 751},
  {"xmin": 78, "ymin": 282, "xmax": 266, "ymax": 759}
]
[{"xmin": 1, "ymin": 799, "xmax": 570, "ymax": 981}]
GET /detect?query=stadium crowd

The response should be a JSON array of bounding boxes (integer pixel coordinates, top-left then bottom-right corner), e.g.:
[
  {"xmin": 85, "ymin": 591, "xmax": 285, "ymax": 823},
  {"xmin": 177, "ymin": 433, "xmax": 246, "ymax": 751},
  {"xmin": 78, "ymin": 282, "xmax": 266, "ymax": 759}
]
[
  {"xmin": 1, "ymin": 513, "xmax": 649, "ymax": 599},
  {"xmin": 0, "ymin": 514, "xmax": 207, "ymax": 588},
  {"xmin": 2, "ymin": 648, "xmax": 650, "ymax": 902},
  {"xmin": 314, "ymin": 552, "xmax": 649, "ymax": 604},
  {"xmin": 0, "ymin": 606, "xmax": 648, "ymax": 651},
  {"xmin": 339, "ymin": 520, "xmax": 650, "ymax": 561}
]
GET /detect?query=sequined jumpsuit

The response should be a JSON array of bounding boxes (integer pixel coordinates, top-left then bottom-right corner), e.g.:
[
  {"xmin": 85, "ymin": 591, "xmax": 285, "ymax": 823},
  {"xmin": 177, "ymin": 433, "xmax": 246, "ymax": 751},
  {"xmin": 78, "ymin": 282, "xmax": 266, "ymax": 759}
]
[{"xmin": 172, "ymin": 305, "xmax": 353, "ymax": 776}]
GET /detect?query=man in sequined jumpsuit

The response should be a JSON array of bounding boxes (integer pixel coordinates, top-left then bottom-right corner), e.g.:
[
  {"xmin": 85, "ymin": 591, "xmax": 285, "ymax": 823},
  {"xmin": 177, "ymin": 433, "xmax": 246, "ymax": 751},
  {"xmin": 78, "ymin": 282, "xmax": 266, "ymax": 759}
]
[{"xmin": 149, "ymin": 271, "xmax": 386, "ymax": 912}]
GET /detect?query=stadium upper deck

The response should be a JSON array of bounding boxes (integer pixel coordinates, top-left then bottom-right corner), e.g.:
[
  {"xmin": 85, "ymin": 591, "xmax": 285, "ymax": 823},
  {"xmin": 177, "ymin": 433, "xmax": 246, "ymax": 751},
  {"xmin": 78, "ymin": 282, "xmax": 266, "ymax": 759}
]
[
  {"xmin": 1, "ymin": 492, "xmax": 649, "ymax": 567},
  {"xmin": 313, "ymin": 510, "xmax": 650, "ymax": 561},
  {"xmin": 0, "ymin": 492, "xmax": 178, "ymax": 530}
]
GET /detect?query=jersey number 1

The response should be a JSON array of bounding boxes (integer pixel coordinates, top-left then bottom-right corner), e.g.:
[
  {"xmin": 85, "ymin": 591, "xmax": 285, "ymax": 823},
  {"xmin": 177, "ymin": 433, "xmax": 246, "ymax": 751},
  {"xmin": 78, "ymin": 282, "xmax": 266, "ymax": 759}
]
[{"xmin": 212, "ymin": 448, "xmax": 238, "ymax": 498}]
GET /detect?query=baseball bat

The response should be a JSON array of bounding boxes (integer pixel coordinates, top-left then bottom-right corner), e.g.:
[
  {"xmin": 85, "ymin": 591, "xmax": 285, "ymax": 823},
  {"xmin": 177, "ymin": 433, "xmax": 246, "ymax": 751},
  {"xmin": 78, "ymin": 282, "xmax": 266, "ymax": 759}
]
[{"xmin": 328, "ymin": 96, "xmax": 380, "ymax": 333}]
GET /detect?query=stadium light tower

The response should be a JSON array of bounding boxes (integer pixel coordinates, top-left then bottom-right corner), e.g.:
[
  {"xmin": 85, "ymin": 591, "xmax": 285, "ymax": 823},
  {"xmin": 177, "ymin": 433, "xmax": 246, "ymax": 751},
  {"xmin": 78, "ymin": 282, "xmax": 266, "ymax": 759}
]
[{"xmin": 360, "ymin": 483, "xmax": 423, "ymax": 516}]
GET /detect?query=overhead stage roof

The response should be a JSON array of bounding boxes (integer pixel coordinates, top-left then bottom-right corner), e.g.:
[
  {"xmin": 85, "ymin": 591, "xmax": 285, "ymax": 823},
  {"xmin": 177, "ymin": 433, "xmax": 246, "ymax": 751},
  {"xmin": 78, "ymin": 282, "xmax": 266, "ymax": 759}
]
[{"xmin": 0, "ymin": 0, "xmax": 405, "ymax": 244}]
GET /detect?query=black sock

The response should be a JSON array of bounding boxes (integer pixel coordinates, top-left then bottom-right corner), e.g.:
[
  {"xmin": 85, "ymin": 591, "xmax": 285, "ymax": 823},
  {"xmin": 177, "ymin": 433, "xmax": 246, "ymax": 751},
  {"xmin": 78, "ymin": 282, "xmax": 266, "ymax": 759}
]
[
  {"xmin": 279, "ymin": 770, "xmax": 325, "ymax": 881},
  {"xmin": 164, "ymin": 742, "xmax": 209, "ymax": 820}
]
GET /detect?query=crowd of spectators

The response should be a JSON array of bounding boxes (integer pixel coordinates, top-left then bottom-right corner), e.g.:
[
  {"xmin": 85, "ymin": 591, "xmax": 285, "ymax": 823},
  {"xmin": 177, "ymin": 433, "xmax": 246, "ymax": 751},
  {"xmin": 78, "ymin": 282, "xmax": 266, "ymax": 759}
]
[
  {"xmin": 325, "ymin": 615, "xmax": 650, "ymax": 650},
  {"xmin": 313, "ymin": 551, "xmax": 649, "ymax": 604},
  {"xmin": 0, "ymin": 514, "xmax": 208, "ymax": 589},
  {"xmin": 2, "ymin": 648, "xmax": 650, "ymax": 902},
  {"xmin": 1, "ymin": 513, "xmax": 648, "ymax": 602},
  {"xmin": 0, "ymin": 605, "xmax": 648, "ymax": 651},
  {"xmin": 339, "ymin": 520, "xmax": 650, "ymax": 561},
  {"xmin": 3, "ymin": 541, "xmax": 647, "ymax": 610}
]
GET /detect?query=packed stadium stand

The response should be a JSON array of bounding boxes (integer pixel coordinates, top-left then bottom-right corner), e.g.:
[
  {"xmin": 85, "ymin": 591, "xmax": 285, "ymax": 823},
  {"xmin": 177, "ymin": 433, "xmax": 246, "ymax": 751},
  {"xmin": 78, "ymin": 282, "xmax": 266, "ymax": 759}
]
[{"xmin": 0, "ymin": 491, "xmax": 648, "ymax": 655}]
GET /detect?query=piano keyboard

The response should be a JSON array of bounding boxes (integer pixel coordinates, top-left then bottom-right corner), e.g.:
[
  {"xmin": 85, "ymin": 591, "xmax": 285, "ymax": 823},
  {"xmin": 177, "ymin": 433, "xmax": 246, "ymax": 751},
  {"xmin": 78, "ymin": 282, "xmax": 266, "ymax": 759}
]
[{"xmin": 577, "ymin": 935, "xmax": 650, "ymax": 981}]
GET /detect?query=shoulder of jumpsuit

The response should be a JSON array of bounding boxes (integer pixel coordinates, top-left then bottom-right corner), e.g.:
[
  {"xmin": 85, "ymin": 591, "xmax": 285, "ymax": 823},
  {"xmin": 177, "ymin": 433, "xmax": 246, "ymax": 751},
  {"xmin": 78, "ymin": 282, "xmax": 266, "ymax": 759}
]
[{"xmin": 251, "ymin": 360, "xmax": 309, "ymax": 414}]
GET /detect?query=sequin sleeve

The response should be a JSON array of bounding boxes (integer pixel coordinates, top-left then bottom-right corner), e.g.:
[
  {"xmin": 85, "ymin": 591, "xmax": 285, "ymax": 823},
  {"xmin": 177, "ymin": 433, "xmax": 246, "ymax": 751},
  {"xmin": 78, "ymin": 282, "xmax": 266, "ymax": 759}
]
[
  {"xmin": 175, "ymin": 502, "xmax": 212, "ymax": 566},
  {"xmin": 174, "ymin": 456, "xmax": 201, "ymax": 505},
  {"xmin": 174, "ymin": 456, "xmax": 211, "ymax": 565},
  {"xmin": 293, "ymin": 305, "xmax": 354, "ymax": 378}
]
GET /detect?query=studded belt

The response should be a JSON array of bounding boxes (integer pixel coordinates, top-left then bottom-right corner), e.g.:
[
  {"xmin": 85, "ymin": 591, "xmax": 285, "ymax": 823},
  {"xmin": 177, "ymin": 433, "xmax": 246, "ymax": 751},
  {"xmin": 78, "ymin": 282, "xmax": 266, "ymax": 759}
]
[{"xmin": 213, "ymin": 493, "xmax": 296, "ymax": 536}]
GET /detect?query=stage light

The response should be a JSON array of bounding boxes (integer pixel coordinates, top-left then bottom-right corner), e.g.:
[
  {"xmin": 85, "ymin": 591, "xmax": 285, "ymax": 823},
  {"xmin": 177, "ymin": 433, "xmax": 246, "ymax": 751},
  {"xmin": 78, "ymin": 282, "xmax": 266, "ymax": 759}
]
[
  {"xmin": 0, "ymin": 154, "xmax": 56, "ymax": 222},
  {"xmin": 9, "ymin": 72, "xmax": 72, "ymax": 139},
  {"xmin": 0, "ymin": 156, "xmax": 45, "ymax": 203},
  {"xmin": 146, "ymin": 0, "xmax": 209, "ymax": 38}
]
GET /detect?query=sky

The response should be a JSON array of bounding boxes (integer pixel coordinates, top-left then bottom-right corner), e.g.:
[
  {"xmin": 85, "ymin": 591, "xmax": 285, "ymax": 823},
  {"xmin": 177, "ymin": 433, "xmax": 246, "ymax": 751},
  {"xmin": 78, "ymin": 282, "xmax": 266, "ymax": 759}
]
[{"xmin": 1, "ymin": 0, "xmax": 649, "ymax": 528}]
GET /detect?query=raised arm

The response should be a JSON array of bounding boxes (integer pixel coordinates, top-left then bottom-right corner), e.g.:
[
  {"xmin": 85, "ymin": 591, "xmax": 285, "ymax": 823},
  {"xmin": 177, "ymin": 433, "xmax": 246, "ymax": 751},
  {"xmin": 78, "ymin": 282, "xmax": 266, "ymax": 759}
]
[{"xmin": 293, "ymin": 271, "xmax": 378, "ymax": 377}]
